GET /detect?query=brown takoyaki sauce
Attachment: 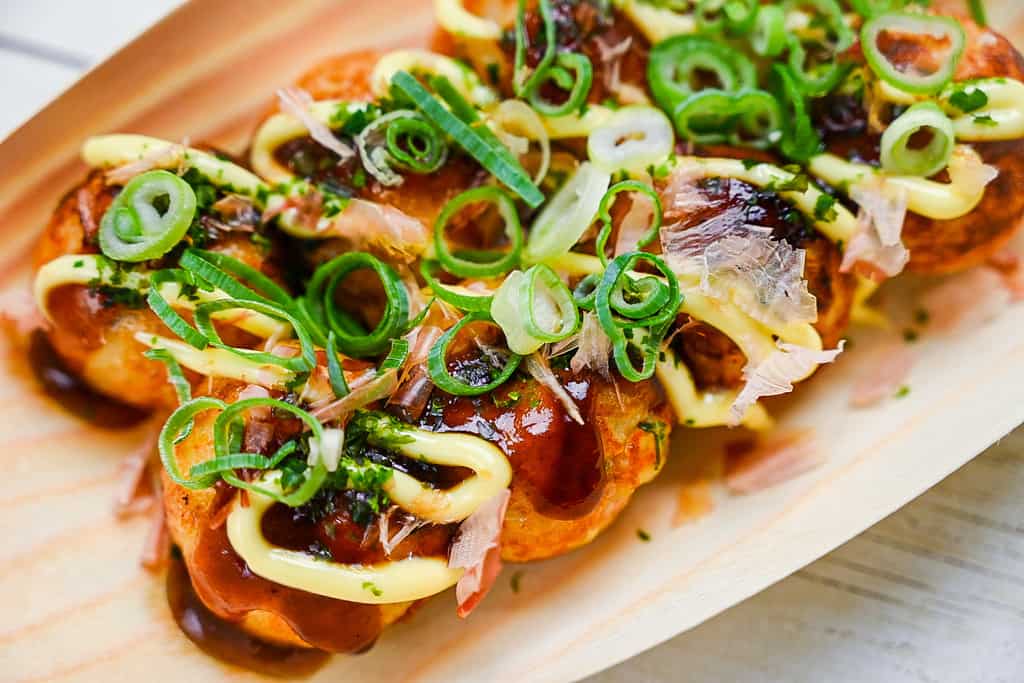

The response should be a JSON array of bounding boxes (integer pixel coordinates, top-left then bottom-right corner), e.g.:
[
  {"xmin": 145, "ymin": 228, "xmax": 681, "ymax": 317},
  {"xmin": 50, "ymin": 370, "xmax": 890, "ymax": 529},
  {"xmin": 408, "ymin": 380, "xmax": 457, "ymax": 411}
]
[
  {"xmin": 166, "ymin": 551, "xmax": 329, "ymax": 677},
  {"xmin": 187, "ymin": 519, "xmax": 385, "ymax": 653},
  {"xmin": 26, "ymin": 329, "xmax": 147, "ymax": 427},
  {"xmin": 420, "ymin": 372, "xmax": 605, "ymax": 520}
]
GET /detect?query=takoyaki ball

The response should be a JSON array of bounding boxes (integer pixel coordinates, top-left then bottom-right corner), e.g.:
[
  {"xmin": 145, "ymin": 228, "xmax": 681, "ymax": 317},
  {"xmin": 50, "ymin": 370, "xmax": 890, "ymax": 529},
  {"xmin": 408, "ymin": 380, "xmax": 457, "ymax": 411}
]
[
  {"xmin": 163, "ymin": 379, "xmax": 447, "ymax": 652},
  {"xmin": 421, "ymin": 369, "xmax": 672, "ymax": 563},
  {"xmin": 34, "ymin": 169, "xmax": 279, "ymax": 412},
  {"xmin": 260, "ymin": 51, "xmax": 489, "ymax": 251},
  {"xmin": 657, "ymin": 165, "xmax": 855, "ymax": 392},
  {"xmin": 819, "ymin": 15, "xmax": 1024, "ymax": 274}
]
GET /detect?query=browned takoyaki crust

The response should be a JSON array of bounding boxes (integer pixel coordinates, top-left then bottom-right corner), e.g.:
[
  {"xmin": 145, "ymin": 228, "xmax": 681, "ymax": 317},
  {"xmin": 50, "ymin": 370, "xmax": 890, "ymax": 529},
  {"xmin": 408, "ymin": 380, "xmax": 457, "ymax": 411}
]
[
  {"xmin": 818, "ymin": 15, "xmax": 1024, "ymax": 274},
  {"xmin": 34, "ymin": 169, "xmax": 281, "ymax": 412},
  {"xmin": 163, "ymin": 379, "xmax": 450, "ymax": 652},
  {"xmin": 656, "ymin": 161, "xmax": 855, "ymax": 392},
  {"xmin": 420, "ymin": 368, "xmax": 672, "ymax": 563}
]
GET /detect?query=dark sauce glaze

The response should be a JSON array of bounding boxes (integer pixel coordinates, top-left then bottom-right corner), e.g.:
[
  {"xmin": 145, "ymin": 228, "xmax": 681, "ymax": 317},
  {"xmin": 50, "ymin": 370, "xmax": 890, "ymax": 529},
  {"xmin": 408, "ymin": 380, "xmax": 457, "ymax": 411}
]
[
  {"xmin": 420, "ymin": 373, "xmax": 605, "ymax": 520},
  {"xmin": 812, "ymin": 94, "xmax": 881, "ymax": 165},
  {"xmin": 26, "ymin": 329, "xmax": 147, "ymax": 428},
  {"xmin": 188, "ymin": 520, "xmax": 385, "ymax": 653},
  {"xmin": 166, "ymin": 552, "xmax": 329, "ymax": 678}
]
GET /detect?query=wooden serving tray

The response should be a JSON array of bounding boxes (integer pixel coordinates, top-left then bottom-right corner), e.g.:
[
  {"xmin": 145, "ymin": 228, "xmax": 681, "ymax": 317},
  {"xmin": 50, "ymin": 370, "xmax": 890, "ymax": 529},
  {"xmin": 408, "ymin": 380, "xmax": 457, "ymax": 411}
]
[{"xmin": 1, "ymin": 1, "xmax": 1023, "ymax": 681}]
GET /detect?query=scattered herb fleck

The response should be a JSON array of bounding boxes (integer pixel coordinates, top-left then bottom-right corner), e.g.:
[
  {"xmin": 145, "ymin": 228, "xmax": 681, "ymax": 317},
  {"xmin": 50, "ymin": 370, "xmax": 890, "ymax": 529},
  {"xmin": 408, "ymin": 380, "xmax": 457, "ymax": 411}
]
[{"xmin": 636, "ymin": 529, "xmax": 651, "ymax": 542}]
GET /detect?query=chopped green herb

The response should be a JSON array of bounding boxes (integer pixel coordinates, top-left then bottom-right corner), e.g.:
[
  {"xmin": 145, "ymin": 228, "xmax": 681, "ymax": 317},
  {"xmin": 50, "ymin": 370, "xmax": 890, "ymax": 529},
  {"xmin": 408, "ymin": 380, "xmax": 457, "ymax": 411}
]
[
  {"xmin": 949, "ymin": 86, "xmax": 988, "ymax": 113},
  {"xmin": 510, "ymin": 570, "xmax": 524, "ymax": 593},
  {"xmin": 973, "ymin": 114, "xmax": 998, "ymax": 127},
  {"xmin": 894, "ymin": 385, "xmax": 911, "ymax": 398},
  {"xmin": 73, "ymin": 259, "xmax": 84, "ymax": 268},
  {"xmin": 914, "ymin": 308, "xmax": 930, "ymax": 325},
  {"xmin": 636, "ymin": 529, "xmax": 651, "ymax": 542},
  {"xmin": 902, "ymin": 328, "xmax": 919, "ymax": 343},
  {"xmin": 362, "ymin": 581, "xmax": 383, "ymax": 597},
  {"xmin": 814, "ymin": 194, "xmax": 838, "ymax": 222}
]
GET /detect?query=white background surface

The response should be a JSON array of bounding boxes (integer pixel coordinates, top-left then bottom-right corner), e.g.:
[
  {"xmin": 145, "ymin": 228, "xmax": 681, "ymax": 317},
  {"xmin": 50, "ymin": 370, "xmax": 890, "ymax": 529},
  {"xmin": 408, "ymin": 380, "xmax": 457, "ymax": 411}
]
[{"xmin": 2, "ymin": 2, "xmax": 1022, "ymax": 681}]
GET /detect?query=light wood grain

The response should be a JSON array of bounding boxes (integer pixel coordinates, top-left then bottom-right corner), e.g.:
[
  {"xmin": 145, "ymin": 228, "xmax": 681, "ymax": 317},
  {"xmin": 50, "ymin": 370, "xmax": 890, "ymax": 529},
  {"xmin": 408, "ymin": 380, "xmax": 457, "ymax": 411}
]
[{"xmin": 1, "ymin": 2, "xmax": 1023, "ymax": 682}]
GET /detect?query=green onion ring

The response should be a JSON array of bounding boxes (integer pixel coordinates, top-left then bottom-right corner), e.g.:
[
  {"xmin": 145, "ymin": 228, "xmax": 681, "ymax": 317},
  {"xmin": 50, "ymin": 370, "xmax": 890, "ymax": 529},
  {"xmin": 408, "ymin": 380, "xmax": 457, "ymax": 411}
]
[
  {"xmin": 326, "ymin": 331, "xmax": 351, "ymax": 398},
  {"xmin": 697, "ymin": 0, "xmax": 758, "ymax": 35},
  {"xmin": 179, "ymin": 248, "xmax": 292, "ymax": 307},
  {"xmin": 785, "ymin": 37, "xmax": 851, "ymax": 97},
  {"xmin": 99, "ymin": 170, "xmax": 197, "ymax": 263},
  {"xmin": 595, "ymin": 251, "xmax": 682, "ymax": 333},
  {"xmin": 647, "ymin": 35, "xmax": 756, "ymax": 115},
  {"xmin": 143, "ymin": 347, "xmax": 192, "ymax": 404},
  {"xmin": 392, "ymin": 71, "xmax": 544, "ymax": 208},
  {"xmin": 385, "ymin": 114, "xmax": 448, "ymax": 174},
  {"xmin": 967, "ymin": 0, "xmax": 987, "ymax": 26},
  {"xmin": 674, "ymin": 90, "xmax": 738, "ymax": 145},
  {"xmin": 730, "ymin": 89, "xmax": 784, "ymax": 149},
  {"xmin": 514, "ymin": 0, "xmax": 557, "ymax": 97},
  {"xmin": 573, "ymin": 273, "xmax": 600, "ymax": 311},
  {"xmin": 193, "ymin": 298, "xmax": 316, "ymax": 372},
  {"xmin": 420, "ymin": 259, "xmax": 494, "ymax": 312},
  {"xmin": 427, "ymin": 312, "xmax": 522, "ymax": 396},
  {"xmin": 751, "ymin": 5, "xmax": 787, "ymax": 56},
  {"xmin": 434, "ymin": 186, "xmax": 523, "ymax": 279},
  {"xmin": 595, "ymin": 181, "xmax": 663, "ymax": 267},
  {"xmin": 303, "ymin": 251, "xmax": 410, "ymax": 358},
  {"xmin": 610, "ymin": 276, "xmax": 672, "ymax": 320},
  {"xmin": 849, "ymin": 0, "xmax": 901, "ymax": 18},
  {"xmin": 379, "ymin": 338, "xmax": 411, "ymax": 372},
  {"xmin": 211, "ymin": 397, "xmax": 323, "ymax": 461},
  {"xmin": 146, "ymin": 269, "xmax": 211, "ymax": 349},
  {"xmin": 520, "ymin": 264, "xmax": 579, "ymax": 343},
  {"xmin": 223, "ymin": 464, "xmax": 328, "ymax": 508},
  {"xmin": 159, "ymin": 396, "xmax": 228, "ymax": 489},
  {"xmin": 861, "ymin": 11, "xmax": 966, "ymax": 96},
  {"xmin": 879, "ymin": 101, "xmax": 956, "ymax": 177},
  {"xmin": 525, "ymin": 52, "xmax": 594, "ymax": 118}
]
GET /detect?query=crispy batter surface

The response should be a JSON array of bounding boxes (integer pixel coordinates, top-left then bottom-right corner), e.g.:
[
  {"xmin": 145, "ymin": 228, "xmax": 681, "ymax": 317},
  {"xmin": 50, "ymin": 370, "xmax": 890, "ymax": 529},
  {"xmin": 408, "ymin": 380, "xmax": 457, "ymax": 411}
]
[{"xmin": 35, "ymin": 170, "xmax": 278, "ymax": 411}]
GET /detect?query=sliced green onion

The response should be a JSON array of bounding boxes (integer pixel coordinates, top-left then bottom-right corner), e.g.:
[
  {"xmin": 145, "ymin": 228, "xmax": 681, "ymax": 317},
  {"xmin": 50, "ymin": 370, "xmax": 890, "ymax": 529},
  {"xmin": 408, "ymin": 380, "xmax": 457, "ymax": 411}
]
[
  {"xmin": 674, "ymin": 90, "xmax": 738, "ymax": 145},
  {"xmin": 223, "ymin": 464, "xmax": 327, "ymax": 508},
  {"xmin": 770, "ymin": 64, "xmax": 822, "ymax": 162},
  {"xmin": 594, "ymin": 252, "xmax": 682, "ymax": 382},
  {"xmin": 595, "ymin": 181, "xmax": 663, "ymax": 267},
  {"xmin": 786, "ymin": 38, "xmax": 850, "ymax": 97},
  {"xmin": 525, "ymin": 52, "xmax": 594, "ymax": 117},
  {"xmin": 385, "ymin": 113, "xmax": 448, "ymax": 173},
  {"xmin": 523, "ymin": 162, "xmax": 611, "ymax": 264},
  {"xmin": 647, "ymin": 35, "xmax": 756, "ymax": 115},
  {"xmin": 179, "ymin": 248, "xmax": 292, "ymax": 307},
  {"xmin": 861, "ymin": 11, "xmax": 966, "ymax": 95},
  {"xmin": 849, "ymin": 0, "xmax": 901, "ymax": 18},
  {"xmin": 326, "ymin": 331, "xmax": 350, "ymax": 398},
  {"xmin": 143, "ymin": 347, "xmax": 192, "ymax": 404},
  {"xmin": 587, "ymin": 106, "xmax": 675, "ymax": 175},
  {"xmin": 697, "ymin": 0, "xmax": 758, "ymax": 35},
  {"xmin": 434, "ymin": 186, "xmax": 523, "ymax": 278},
  {"xmin": 379, "ymin": 338, "xmax": 411, "ymax": 372},
  {"xmin": 98, "ymin": 170, "xmax": 196, "ymax": 263},
  {"xmin": 147, "ymin": 269, "xmax": 211, "ymax": 349},
  {"xmin": 751, "ymin": 5, "xmax": 787, "ymax": 56},
  {"xmin": 420, "ymin": 259, "xmax": 494, "ymax": 312},
  {"xmin": 193, "ymin": 298, "xmax": 316, "ymax": 372},
  {"xmin": 159, "ymin": 396, "xmax": 228, "ymax": 489},
  {"xmin": 514, "ymin": 0, "xmax": 557, "ymax": 97},
  {"xmin": 303, "ymin": 252, "xmax": 410, "ymax": 358},
  {"xmin": 731, "ymin": 89, "xmax": 784, "ymax": 149},
  {"xmin": 211, "ymin": 397, "xmax": 322, "ymax": 460},
  {"xmin": 967, "ymin": 0, "xmax": 987, "ymax": 26},
  {"xmin": 491, "ymin": 265, "xmax": 578, "ymax": 355},
  {"xmin": 391, "ymin": 70, "xmax": 544, "ymax": 207},
  {"xmin": 880, "ymin": 101, "xmax": 955, "ymax": 177},
  {"xmin": 573, "ymin": 273, "xmax": 600, "ymax": 311},
  {"xmin": 427, "ymin": 312, "xmax": 522, "ymax": 396}
]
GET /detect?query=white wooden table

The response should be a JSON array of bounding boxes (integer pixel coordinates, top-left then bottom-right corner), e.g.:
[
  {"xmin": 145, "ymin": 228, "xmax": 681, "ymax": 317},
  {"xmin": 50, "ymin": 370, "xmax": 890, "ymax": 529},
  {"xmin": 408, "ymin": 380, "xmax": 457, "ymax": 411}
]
[{"xmin": 2, "ymin": 2, "xmax": 1022, "ymax": 681}]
